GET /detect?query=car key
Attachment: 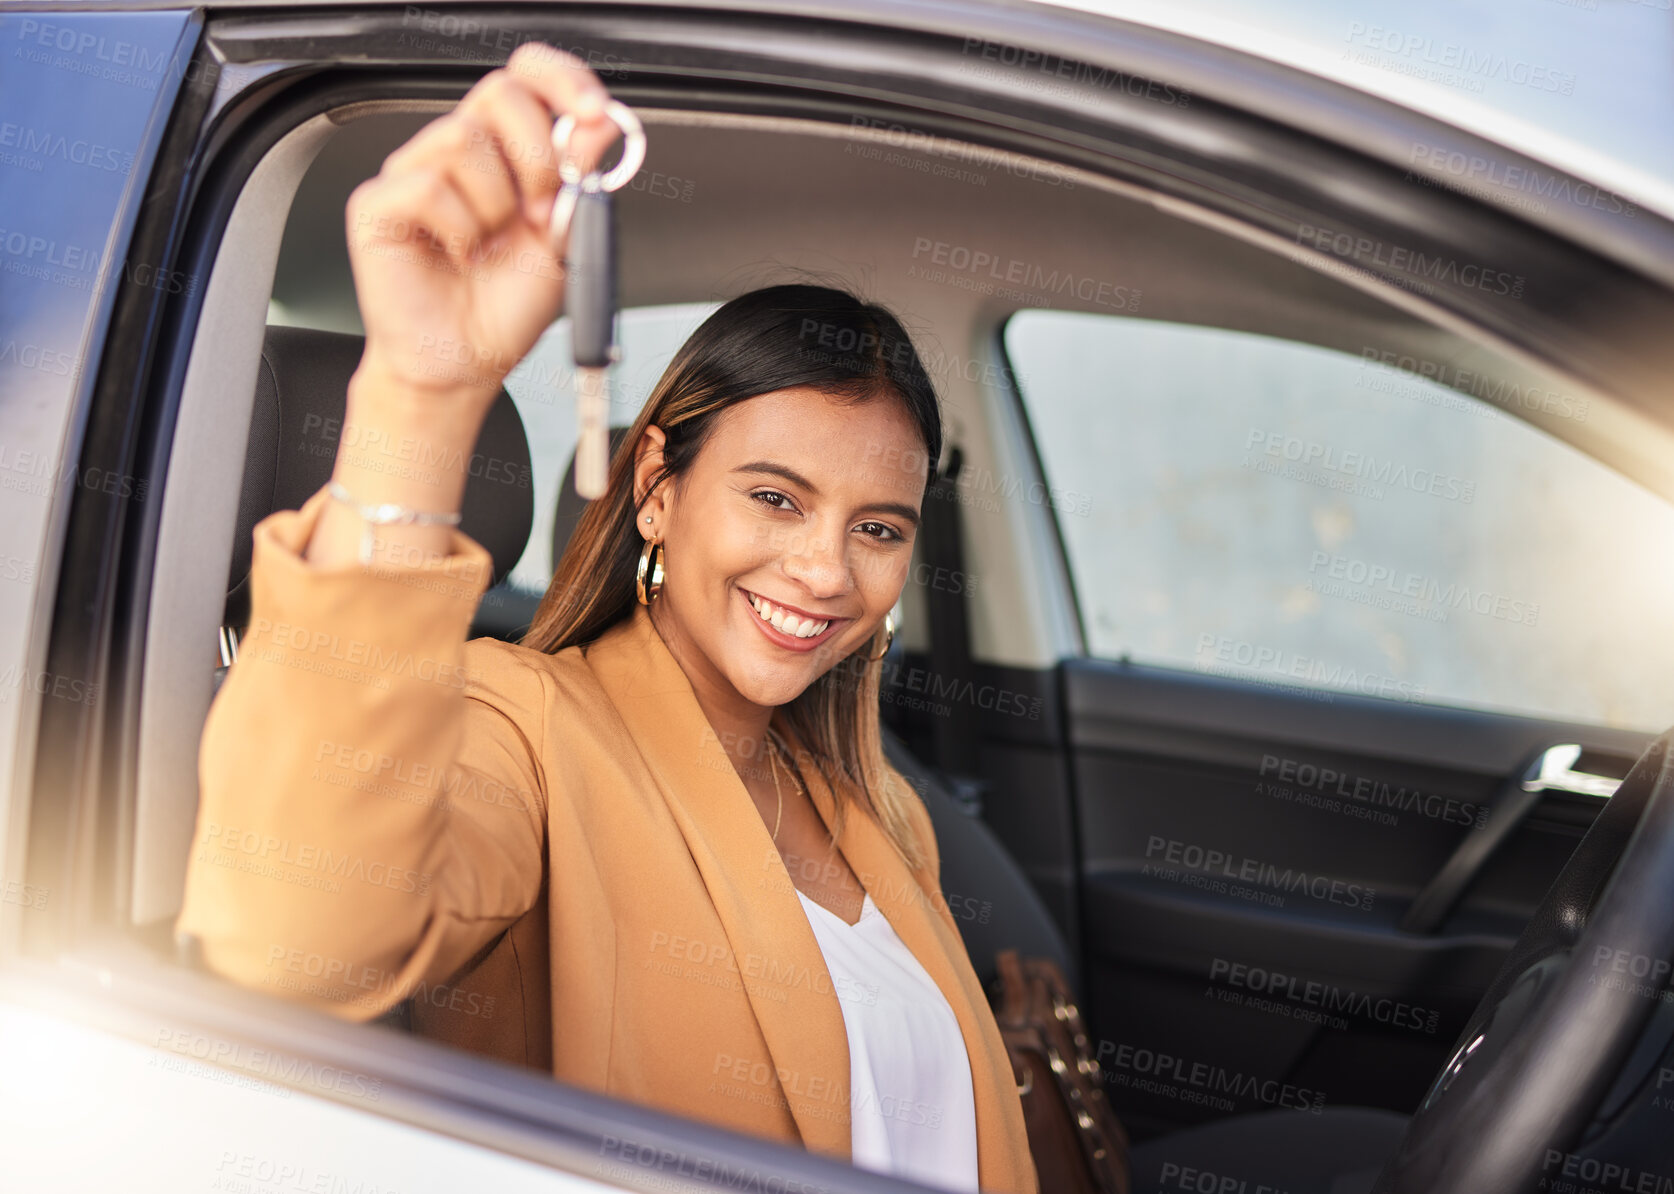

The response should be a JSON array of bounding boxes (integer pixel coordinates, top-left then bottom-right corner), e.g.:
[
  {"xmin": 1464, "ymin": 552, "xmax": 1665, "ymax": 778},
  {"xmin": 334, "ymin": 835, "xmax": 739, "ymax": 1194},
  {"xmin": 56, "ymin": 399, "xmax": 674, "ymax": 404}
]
[
  {"xmin": 566, "ymin": 182, "xmax": 616, "ymax": 498},
  {"xmin": 549, "ymin": 100, "xmax": 645, "ymax": 499}
]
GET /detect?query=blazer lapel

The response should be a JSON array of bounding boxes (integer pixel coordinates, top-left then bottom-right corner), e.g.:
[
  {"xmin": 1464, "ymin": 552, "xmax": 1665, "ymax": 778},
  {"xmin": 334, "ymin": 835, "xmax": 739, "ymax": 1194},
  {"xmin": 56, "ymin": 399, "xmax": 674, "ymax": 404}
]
[
  {"xmin": 587, "ymin": 603, "xmax": 1032, "ymax": 1190},
  {"xmin": 792, "ymin": 733, "xmax": 1032, "ymax": 1193},
  {"xmin": 586, "ymin": 604, "xmax": 855, "ymax": 1160}
]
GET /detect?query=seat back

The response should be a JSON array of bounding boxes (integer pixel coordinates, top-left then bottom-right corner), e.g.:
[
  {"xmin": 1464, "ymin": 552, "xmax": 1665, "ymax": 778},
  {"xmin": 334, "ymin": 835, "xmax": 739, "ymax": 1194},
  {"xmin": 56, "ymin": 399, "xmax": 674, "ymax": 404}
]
[
  {"xmin": 224, "ymin": 325, "xmax": 534, "ymax": 633},
  {"xmin": 551, "ymin": 424, "xmax": 634, "ymax": 574}
]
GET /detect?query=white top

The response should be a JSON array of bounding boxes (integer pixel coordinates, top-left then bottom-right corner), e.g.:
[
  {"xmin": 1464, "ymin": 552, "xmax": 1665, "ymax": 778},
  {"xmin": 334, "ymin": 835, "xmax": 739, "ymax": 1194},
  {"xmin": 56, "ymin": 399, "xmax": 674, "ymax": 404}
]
[{"xmin": 795, "ymin": 888, "xmax": 981, "ymax": 1193}]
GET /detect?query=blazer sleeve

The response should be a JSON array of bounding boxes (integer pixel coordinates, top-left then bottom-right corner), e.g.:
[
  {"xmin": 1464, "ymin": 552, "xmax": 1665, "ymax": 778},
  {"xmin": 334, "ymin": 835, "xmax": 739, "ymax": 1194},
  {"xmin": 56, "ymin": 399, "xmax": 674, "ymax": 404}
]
[{"xmin": 174, "ymin": 482, "xmax": 549, "ymax": 1021}]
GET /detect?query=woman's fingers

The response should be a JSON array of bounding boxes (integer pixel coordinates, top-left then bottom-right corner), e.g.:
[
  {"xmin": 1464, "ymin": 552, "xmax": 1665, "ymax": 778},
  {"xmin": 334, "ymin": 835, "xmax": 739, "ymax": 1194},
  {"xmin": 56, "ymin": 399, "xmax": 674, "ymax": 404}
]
[
  {"xmin": 457, "ymin": 70, "xmax": 569, "ymax": 227},
  {"xmin": 375, "ymin": 47, "xmax": 623, "ymax": 243},
  {"xmin": 349, "ymin": 163, "xmax": 482, "ymax": 274},
  {"xmin": 504, "ymin": 43, "xmax": 624, "ymax": 191},
  {"xmin": 383, "ymin": 113, "xmax": 520, "ymax": 243}
]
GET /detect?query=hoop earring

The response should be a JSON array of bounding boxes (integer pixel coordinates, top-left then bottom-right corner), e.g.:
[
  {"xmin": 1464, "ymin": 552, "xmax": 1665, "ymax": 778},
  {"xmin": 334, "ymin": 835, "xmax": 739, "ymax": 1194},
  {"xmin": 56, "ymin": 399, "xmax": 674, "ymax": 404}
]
[
  {"xmin": 636, "ymin": 538, "xmax": 665, "ymax": 605},
  {"xmin": 867, "ymin": 610, "xmax": 896, "ymax": 661}
]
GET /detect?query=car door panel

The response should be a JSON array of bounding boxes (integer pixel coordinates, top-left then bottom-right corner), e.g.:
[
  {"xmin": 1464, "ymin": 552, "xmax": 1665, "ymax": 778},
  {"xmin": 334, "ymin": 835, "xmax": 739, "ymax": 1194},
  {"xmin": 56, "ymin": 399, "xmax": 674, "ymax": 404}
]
[{"xmin": 1064, "ymin": 657, "xmax": 1648, "ymax": 1132}]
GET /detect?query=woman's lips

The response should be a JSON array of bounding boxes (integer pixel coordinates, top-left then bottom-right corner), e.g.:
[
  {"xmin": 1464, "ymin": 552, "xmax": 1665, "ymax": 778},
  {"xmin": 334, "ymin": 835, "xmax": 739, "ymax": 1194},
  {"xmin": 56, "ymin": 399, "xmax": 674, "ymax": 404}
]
[{"xmin": 739, "ymin": 588, "xmax": 846, "ymax": 653}]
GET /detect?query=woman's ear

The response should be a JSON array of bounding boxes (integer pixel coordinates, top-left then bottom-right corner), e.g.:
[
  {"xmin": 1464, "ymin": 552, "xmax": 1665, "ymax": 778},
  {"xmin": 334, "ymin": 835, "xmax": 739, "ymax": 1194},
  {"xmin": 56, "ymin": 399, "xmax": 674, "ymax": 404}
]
[{"xmin": 632, "ymin": 424, "xmax": 671, "ymax": 536}]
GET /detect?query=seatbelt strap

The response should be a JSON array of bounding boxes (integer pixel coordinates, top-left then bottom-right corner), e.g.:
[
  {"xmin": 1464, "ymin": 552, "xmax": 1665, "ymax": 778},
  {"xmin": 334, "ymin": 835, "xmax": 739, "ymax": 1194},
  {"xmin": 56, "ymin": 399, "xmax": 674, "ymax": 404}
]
[{"xmin": 920, "ymin": 446, "xmax": 985, "ymax": 812}]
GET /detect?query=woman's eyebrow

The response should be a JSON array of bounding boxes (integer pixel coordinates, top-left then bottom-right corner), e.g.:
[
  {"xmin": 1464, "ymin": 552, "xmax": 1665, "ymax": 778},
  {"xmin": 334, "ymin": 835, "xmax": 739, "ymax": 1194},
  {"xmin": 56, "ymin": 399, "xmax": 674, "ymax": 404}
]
[
  {"xmin": 734, "ymin": 460, "xmax": 818, "ymax": 492},
  {"xmin": 733, "ymin": 460, "xmax": 921, "ymax": 528}
]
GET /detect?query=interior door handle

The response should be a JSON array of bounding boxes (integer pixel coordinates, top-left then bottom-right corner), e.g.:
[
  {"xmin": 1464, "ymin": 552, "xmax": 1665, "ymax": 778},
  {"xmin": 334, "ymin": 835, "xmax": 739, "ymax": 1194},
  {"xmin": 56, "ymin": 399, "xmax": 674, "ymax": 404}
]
[
  {"xmin": 1523, "ymin": 743, "xmax": 1623, "ymax": 800},
  {"xmin": 1400, "ymin": 744, "xmax": 1624, "ymax": 935}
]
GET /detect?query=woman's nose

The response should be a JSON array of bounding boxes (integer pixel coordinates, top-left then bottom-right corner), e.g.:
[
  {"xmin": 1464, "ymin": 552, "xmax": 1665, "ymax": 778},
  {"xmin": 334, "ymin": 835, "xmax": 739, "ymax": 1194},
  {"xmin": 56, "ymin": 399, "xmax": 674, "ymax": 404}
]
[{"xmin": 780, "ymin": 528, "xmax": 849, "ymax": 596}]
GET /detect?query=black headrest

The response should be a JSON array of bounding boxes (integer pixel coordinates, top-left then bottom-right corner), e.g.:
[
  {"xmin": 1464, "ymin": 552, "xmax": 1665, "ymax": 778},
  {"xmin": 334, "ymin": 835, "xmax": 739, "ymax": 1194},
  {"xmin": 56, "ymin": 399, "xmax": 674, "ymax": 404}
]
[
  {"xmin": 551, "ymin": 424, "xmax": 634, "ymax": 572},
  {"xmin": 226, "ymin": 326, "xmax": 533, "ymax": 619}
]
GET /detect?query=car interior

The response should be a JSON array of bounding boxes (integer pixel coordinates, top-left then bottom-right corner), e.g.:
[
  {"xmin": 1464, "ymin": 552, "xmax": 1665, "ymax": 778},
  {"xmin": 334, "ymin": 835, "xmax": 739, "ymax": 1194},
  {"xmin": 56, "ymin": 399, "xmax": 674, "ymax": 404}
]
[{"xmin": 33, "ymin": 12, "xmax": 1674, "ymax": 1191}]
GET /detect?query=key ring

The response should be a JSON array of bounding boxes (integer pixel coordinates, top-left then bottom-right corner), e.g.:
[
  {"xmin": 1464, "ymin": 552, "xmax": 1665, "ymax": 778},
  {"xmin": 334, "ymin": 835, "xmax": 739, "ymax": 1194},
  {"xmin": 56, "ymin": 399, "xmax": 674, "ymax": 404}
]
[{"xmin": 548, "ymin": 99, "xmax": 646, "ymax": 245}]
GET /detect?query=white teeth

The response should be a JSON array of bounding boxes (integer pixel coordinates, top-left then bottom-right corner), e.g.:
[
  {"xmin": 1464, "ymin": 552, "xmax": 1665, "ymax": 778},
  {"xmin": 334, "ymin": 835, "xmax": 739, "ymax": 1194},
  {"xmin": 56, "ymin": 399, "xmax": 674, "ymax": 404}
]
[{"xmin": 747, "ymin": 592, "xmax": 829, "ymax": 639}]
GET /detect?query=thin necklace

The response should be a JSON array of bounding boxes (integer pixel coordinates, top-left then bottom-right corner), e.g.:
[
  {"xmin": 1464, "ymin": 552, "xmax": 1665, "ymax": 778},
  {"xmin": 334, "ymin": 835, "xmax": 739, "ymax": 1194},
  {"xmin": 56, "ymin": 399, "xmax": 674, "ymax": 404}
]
[
  {"xmin": 767, "ymin": 747, "xmax": 784, "ymax": 842},
  {"xmin": 765, "ymin": 729, "xmax": 798, "ymax": 843}
]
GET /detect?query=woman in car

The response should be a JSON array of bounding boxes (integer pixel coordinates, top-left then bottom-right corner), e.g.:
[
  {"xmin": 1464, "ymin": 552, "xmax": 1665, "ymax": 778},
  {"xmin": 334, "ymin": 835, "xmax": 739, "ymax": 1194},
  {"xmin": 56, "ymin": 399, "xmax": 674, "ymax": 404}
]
[{"xmin": 175, "ymin": 42, "xmax": 1034, "ymax": 1194}]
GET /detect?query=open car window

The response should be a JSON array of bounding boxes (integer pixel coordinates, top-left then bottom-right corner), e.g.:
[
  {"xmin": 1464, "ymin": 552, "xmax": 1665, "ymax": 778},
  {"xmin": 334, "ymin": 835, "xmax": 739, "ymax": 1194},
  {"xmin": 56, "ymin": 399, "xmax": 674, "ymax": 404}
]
[{"xmin": 1006, "ymin": 310, "xmax": 1674, "ymax": 730}]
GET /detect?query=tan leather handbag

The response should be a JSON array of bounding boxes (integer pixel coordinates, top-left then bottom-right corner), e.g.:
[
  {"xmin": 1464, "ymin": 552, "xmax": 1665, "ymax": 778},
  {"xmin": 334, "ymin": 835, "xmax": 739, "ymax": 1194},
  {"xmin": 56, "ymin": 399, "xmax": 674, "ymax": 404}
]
[{"xmin": 992, "ymin": 950, "xmax": 1131, "ymax": 1194}]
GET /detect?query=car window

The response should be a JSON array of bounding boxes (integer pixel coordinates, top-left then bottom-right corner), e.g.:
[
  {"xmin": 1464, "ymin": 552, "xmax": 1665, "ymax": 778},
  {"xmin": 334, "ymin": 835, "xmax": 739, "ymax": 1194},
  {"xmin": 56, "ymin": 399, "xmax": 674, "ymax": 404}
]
[
  {"xmin": 1005, "ymin": 311, "xmax": 1674, "ymax": 731},
  {"xmin": 499, "ymin": 302, "xmax": 718, "ymax": 594}
]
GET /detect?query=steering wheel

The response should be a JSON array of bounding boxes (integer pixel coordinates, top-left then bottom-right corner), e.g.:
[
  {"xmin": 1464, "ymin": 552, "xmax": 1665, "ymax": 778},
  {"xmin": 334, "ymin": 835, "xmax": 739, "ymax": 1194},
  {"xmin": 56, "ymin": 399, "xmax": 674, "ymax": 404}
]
[{"xmin": 1373, "ymin": 731, "xmax": 1674, "ymax": 1193}]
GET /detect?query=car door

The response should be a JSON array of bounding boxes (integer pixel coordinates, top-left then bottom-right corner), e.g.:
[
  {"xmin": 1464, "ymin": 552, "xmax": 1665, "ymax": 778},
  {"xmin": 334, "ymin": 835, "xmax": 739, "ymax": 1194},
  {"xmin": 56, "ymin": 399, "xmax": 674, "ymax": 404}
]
[
  {"xmin": 9, "ymin": 0, "xmax": 1672, "ymax": 1186},
  {"xmin": 999, "ymin": 310, "xmax": 1673, "ymax": 1136}
]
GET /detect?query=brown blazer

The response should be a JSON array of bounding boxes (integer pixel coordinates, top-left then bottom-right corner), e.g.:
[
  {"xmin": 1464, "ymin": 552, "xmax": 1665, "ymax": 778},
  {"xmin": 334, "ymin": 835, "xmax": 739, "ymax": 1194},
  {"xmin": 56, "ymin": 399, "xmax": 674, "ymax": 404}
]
[{"xmin": 176, "ymin": 481, "xmax": 1038, "ymax": 1193}]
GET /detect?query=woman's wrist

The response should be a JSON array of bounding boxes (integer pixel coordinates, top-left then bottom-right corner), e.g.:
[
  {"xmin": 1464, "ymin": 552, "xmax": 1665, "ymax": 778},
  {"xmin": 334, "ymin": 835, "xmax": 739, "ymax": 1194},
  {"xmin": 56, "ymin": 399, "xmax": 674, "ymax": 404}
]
[
  {"xmin": 346, "ymin": 355, "xmax": 499, "ymax": 439},
  {"xmin": 303, "ymin": 362, "xmax": 491, "ymax": 570}
]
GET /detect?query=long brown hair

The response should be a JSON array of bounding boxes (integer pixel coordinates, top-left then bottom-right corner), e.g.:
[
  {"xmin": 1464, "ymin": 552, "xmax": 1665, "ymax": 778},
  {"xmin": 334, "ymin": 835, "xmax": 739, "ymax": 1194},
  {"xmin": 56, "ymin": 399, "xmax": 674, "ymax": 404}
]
[{"xmin": 519, "ymin": 285, "xmax": 942, "ymax": 870}]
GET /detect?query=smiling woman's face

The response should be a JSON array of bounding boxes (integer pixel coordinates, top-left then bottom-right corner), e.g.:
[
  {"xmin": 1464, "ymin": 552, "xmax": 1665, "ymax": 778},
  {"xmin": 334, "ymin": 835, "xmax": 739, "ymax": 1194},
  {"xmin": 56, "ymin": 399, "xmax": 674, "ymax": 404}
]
[{"xmin": 634, "ymin": 385, "xmax": 928, "ymax": 712}]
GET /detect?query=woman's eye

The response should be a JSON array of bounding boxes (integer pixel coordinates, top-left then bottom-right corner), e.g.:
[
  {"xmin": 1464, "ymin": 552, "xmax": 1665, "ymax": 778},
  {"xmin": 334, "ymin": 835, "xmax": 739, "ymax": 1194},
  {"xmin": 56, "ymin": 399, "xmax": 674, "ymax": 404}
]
[
  {"xmin": 752, "ymin": 490, "xmax": 796, "ymax": 512},
  {"xmin": 857, "ymin": 521, "xmax": 902, "ymax": 542}
]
